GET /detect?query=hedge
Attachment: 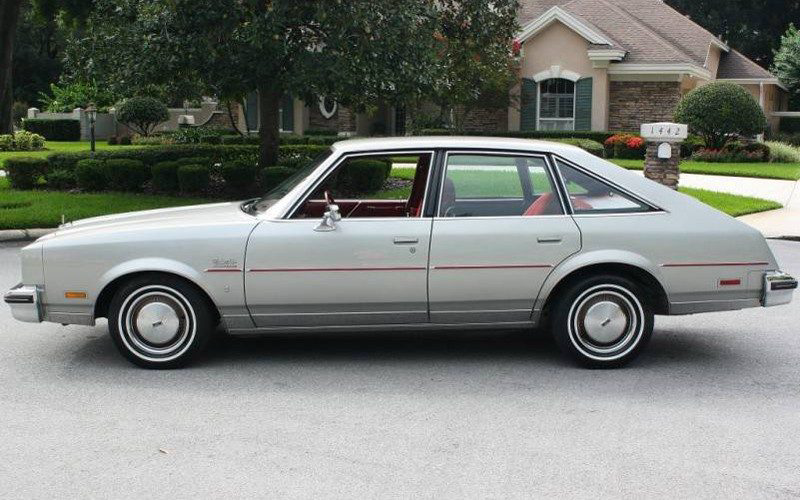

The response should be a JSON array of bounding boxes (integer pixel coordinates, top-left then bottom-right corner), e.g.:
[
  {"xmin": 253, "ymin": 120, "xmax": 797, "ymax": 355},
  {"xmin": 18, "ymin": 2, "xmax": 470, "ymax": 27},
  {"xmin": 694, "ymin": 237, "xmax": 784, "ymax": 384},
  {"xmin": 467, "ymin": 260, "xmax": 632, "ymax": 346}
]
[
  {"xmin": 548, "ymin": 138, "xmax": 605, "ymax": 157},
  {"xmin": 75, "ymin": 159, "xmax": 108, "ymax": 191},
  {"xmin": 22, "ymin": 118, "xmax": 81, "ymax": 141},
  {"xmin": 261, "ymin": 166, "xmax": 296, "ymax": 191},
  {"xmin": 178, "ymin": 164, "xmax": 210, "ymax": 193},
  {"xmin": 105, "ymin": 159, "xmax": 150, "ymax": 191},
  {"xmin": 336, "ymin": 159, "xmax": 390, "ymax": 193},
  {"xmin": 4, "ymin": 157, "xmax": 47, "ymax": 189},
  {"xmin": 221, "ymin": 159, "xmax": 260, "ymax": 196},
  {"xmin": 151, "ymin": 161, "xmax": 180, "ymax": 192},
  {"xmin": 45, "ymin": 169, "xmax": 76, "ymax": 190}
]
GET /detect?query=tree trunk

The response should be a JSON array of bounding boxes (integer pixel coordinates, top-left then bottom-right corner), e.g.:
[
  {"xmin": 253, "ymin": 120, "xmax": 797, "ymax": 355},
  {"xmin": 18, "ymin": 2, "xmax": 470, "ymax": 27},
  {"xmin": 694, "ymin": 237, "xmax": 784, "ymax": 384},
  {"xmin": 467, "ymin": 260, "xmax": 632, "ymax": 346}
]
[
  {"xmin": 258, "ymin": 82, "xmax": 281, "ymax": 167},
  {"xmin": 0, "ymin": 0, "xmax": 24, "ymax": 134},
  {"xmin": 225, "ymin": 100, "xmax": 244, "ymax": 137}
]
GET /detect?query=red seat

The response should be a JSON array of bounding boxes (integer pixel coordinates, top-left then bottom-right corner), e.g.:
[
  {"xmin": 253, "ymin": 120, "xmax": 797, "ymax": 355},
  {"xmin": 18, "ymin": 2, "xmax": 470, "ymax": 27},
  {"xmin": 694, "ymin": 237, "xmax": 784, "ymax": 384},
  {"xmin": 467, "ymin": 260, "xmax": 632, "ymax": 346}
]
[
  {"xmin": 524, "ymin": 193, "xmax": 556, "ymax": 216},
  {"xmin": 405, "ymin": 156, "xmax": 431, "ymax": 217}
]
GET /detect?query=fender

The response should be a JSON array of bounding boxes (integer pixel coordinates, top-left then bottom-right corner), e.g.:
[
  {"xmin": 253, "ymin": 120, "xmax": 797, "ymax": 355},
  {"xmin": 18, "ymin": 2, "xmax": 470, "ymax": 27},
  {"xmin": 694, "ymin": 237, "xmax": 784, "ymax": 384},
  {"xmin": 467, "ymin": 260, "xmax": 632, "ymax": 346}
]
[
  {"xmin": 98, "ymin": 257, "xmax": 215, "ymax": 307},
  {"xmin": 532, "ymin": 249, "xmax": 669, "ymax": 319}
]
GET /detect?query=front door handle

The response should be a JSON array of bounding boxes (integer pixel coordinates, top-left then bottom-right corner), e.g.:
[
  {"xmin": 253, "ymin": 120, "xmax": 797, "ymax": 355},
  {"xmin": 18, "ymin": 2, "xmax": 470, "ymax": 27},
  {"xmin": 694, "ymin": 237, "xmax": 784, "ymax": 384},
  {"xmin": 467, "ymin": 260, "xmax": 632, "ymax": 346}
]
[
  {"xmin": 537, "ymin": 236, "xmax": 562, "ymax": 244},
  {"xmin": 394, "ymin": 237, "xmax": 419, "ymax": 245}
]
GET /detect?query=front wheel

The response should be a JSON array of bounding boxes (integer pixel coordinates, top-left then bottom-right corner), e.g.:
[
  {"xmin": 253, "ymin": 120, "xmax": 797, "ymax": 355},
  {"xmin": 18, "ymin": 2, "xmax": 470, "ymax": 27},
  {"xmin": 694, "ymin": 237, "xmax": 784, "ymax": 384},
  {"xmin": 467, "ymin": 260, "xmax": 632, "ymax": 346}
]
[
  {"xmin": 108, "ymin": 274, "xmax": 217, "ymax": 369},
  {"xmin": 550, "ymin": 275, "xmax": 653, "ymax": 368}
]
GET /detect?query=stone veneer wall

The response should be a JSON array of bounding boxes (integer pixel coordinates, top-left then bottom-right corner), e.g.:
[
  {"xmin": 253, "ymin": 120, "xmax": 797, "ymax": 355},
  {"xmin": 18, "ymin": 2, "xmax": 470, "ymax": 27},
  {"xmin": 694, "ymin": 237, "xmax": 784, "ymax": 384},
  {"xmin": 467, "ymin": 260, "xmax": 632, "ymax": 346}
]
[
  {"xmin": 308, "ymin": 105, "xmax": 339, "ymax": 132},
  {"xmin": 608, "ymin": 81, "xmax": 681, "ymax": 132},
  {"xmin": 461, "ymin": 107, "xmax": 509, "ymax": 133}
]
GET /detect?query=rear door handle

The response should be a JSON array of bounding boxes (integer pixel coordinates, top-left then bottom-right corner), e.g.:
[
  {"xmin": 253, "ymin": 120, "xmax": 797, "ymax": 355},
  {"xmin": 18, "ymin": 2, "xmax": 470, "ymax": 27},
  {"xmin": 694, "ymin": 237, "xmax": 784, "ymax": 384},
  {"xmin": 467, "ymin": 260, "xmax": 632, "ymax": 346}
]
[
  {"xmin": 537, "ymin": 236, "xmax": 562, "ymax": 244},
  {"xmin": 394, "ymin": 237, "xmax": 419, "ymax": 245}
]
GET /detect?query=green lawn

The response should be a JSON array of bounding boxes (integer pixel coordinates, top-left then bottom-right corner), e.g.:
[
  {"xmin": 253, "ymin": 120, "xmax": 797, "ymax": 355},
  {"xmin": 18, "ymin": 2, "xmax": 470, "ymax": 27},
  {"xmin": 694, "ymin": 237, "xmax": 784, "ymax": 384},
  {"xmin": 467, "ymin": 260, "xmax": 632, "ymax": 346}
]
[
  {"xmin": 0, "ymin": 177, "xmax": 213, "ymax": 229},
  {"xmin": 0, "ymin": 141, "xmax": 141, "ymax": 167},
  {"xmin": 678, "ymin": 187, "xmax": 781, "ymax": 217},
  {"xmin": 612, "ymin": 159, "xmax": 800, "ymax": 181}
]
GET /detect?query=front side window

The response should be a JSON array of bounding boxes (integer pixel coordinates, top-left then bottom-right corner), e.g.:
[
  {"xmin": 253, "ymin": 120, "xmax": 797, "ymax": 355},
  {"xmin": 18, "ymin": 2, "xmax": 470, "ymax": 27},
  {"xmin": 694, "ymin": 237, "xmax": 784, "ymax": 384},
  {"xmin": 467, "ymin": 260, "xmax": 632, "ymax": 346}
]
[
  {"xmin": 439, "ymin": 154, "xmax": 564, "ymax": 217},
  {"xmin": 554, "ymin": 159, "xmax": 653, "ymax": 214},
  {"xmin": 293, "ymin": 152, "xmax": 432, "ymax": 219},
  {"xmin": 539, "ymin": 78, "xmax": 575, "ymax": 131}
]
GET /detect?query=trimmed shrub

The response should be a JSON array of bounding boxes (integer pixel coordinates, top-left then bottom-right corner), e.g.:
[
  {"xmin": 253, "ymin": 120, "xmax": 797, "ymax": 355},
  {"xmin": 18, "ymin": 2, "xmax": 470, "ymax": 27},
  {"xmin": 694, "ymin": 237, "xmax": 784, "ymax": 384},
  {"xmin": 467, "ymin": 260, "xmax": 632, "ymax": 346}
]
[
  {"xmin": 119, "ymin": 136, "xmax": 132, "ymax": 145},
  {"xmin": 681, "ymin": 134, "xmax": 705, "ymax": 158},
  {"xmin": 691, "ymin": 144, "xmax": 766, "ymax": 163},
  {"xmin": 105, "ymin": 159, "xmax": 150, "ymax": 191},
  {"xmin": 765, "ymin": 141, "xmax": 800, "ymax": 163},
  {"xmin": 45, "ymin": 145, "xmax": 258, "ymax": 171},
  {"xmin": 151, "ymin": 161, "xmax": 180, "ymax": 192},
  {"xmin": 278, "ymin": 144, "xmax": 330, "ymax": 158},
  {"xmin": 415, "ymin": 128, "xmax": 618, "ymax": 144},
  {"xmin": 132, "ymin": 135, "xmax": 171, "ymax": 146},
  {"xmin": 336, "ymin": 159, "xmax": 389, "ymax": 194},
  {"xmin": 116, "ymin": 97, "xmax": 169, "ymax": 136},
  {"xmin": 278, "ymin": 134, "xmax": 308, "ymax": 145},
  {"xmin": 4, "ymin": 157, "xmax": 47, "ymax": 189},
  {"xmin": 107, "ymin": 136, "xmax": 118, "ymax": 145},
  {"xmin": 221, "ymin": 159, "xmax": 259, "ymax": 196},
  {"xmin": 549, "ymin": 138, "xmax": 604, "ymax": 157},
  {"xmin": 45, "ymin": 169, "xmax": 76, "ymax": 190},
  {"xmin": 175, "ymin": 156, "xmax": 212, "ymax": 167},
  {"xmin": 771, "ymin": 132, "xmax": 800, "ymax": 147},
  {"xmin": 674, "ymin": 82, "xmax": 767, "ymax": 148},
  {"xmin": 75, "ymin": 159, "xmax": 108, "ymax": 191},
  {"xmin": 178, "ymin": 164, "xmax": 210, "ymax": 193},
  {"xmin": 221, "ymin": 135, "xmax": 260, "ymax": 145},
  {"xmin": 22, "ymin": 118, "xmax": 80, "ymax": 141},
  {"xmin": 304, "ymin": 128, "xmax": 338, "ymax": 136},
  {"xmin": 260, "ymin": 166, "xmax": 296, "ymax": 191}
]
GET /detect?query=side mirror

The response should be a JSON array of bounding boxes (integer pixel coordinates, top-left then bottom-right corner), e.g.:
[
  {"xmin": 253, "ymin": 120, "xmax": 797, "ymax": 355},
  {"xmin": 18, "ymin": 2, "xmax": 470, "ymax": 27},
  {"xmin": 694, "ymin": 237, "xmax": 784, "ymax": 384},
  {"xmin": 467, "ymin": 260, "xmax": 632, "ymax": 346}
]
[{"xmin": 314, "ymin": 204, "xmax": 341, "ymax": 232}]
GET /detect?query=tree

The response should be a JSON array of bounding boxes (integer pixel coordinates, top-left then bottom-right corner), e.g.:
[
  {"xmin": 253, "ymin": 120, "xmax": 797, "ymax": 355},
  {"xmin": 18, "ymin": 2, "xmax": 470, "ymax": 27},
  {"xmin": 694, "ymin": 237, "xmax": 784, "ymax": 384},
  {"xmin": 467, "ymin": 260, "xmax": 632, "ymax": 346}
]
[
  {"xmin": 674, "ymin": 82, "xmax": 766, "ymax": 148},
  {"xmin": 773, "ymin": 24, "xmax": 800, "ymax": 104},
  {"xmin": 427, "ymin": 1, "xmax": 519, "ymax": 132},
  {"xmin": 116, "ymin": 97, "xmax": 169, "ymax": 136},
  {"xmin": 665, "ymin": 0, "xmax": 800, "ymax": 69},
  {"xmin": 64, "ymin": 0, "xmax": 519, "ymax": 166}
]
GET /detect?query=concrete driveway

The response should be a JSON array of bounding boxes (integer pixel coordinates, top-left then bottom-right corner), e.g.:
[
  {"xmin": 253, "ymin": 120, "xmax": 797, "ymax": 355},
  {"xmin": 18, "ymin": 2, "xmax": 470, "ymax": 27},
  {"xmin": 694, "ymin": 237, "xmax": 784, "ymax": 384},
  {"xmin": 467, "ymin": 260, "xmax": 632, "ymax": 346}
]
[{"xmin": 1, "ymin": 241, "xmax": 799, "ymax": 498}]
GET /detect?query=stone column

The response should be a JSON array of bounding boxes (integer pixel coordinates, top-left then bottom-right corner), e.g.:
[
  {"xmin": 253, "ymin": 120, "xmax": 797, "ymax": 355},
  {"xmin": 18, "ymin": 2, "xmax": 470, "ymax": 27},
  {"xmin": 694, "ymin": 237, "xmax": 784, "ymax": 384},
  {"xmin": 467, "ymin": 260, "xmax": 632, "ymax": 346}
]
[
  {"xmin": 337, "ymin": 106, "xmax": 357, "ymax": 137},
  {"xmin": 640, "ymin": 122, "xmax": 688, "ymax": 190}
]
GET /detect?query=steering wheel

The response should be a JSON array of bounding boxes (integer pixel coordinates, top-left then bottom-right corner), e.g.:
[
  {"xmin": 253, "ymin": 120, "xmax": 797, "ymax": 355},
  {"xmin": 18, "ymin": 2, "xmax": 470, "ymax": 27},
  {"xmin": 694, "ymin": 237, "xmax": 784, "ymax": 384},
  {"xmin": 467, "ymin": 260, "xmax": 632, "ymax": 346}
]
[{"xmin": 324, "ymin": 190, "xmax": 336, "ymax": 206}]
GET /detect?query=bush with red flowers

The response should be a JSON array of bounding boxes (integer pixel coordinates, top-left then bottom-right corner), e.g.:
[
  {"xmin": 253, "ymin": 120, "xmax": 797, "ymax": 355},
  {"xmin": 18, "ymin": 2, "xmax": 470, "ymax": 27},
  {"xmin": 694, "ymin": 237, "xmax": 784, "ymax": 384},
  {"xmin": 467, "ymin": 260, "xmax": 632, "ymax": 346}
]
[{"xmin": 604, "ymin": 133, "xmax": 646, "ymax": 159}]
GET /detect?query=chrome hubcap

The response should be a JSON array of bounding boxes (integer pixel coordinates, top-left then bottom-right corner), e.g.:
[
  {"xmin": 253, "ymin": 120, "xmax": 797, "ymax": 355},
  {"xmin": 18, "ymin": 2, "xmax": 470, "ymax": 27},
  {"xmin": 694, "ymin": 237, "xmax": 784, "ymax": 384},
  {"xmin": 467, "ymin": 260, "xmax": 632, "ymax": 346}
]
[
  {"xmin": 583, "ymin": 300, "xmax": 627, "ymax": 344},
  {"xmin": 118, "ymin": 285, "xmax": 197, "ymax": 362},
  {"xmin": 567, "ymin": 284, "xmax": 644, "ymax": 361},
  {"xmin": 135, "ymin": 301, "xmax": 181, "ymax": 345}
]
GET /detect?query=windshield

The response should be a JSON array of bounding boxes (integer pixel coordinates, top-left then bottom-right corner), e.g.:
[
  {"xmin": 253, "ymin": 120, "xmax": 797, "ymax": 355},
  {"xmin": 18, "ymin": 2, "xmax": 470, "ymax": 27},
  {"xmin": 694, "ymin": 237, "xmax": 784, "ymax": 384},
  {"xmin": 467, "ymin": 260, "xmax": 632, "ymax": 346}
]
[{"xmin": 253, "ymin": 149, "xmax": 333, "ymax": 213}]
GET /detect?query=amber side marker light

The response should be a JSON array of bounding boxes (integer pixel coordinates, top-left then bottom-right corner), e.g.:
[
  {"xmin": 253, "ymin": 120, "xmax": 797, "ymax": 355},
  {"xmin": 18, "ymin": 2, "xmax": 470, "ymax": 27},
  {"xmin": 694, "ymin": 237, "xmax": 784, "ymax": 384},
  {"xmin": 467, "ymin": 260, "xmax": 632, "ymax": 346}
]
[{"xmin": 65, "ymin": 291, "xmax": 87, "ymax": 299}]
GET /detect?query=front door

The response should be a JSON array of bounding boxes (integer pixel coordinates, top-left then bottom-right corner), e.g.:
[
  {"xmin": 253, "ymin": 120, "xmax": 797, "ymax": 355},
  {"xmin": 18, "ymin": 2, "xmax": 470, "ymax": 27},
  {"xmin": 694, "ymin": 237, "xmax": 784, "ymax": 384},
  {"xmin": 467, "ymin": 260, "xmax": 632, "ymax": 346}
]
[
  {"xmin": 428, "ymin": 152, "xmax": 581, "ymax": 323},
  {"xmin": 245, "ymin": 151, "xmax": 434, "ymax": 328}
]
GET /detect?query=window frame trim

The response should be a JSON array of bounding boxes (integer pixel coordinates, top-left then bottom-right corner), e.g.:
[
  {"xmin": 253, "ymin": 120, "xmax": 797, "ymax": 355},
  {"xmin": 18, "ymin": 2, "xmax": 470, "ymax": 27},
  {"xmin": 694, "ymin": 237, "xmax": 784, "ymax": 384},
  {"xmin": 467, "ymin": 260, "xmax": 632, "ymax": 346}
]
[
  {"xmin": 549, "ymin": 153, "xmax": 666, "ymax": 216},
  {"xmin": 436, "ymin": 150, "xmax": 569, "ymax": 219},
  {"xmin": 537, "ymin": 78, "xmax": 577, "ymax": 131}
]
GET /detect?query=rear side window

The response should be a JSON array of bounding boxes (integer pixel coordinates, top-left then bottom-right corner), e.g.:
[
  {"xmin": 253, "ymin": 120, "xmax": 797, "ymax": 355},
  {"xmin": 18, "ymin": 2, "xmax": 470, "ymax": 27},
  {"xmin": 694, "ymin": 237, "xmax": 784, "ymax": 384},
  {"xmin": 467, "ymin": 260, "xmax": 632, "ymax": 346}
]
[
  {"xmin": 554, "ymin": 159, "xmax": 653, "ymax": 214},
  {"xmin": 439, "ymin": 153, "xmax": 564, "ymax": 217}
]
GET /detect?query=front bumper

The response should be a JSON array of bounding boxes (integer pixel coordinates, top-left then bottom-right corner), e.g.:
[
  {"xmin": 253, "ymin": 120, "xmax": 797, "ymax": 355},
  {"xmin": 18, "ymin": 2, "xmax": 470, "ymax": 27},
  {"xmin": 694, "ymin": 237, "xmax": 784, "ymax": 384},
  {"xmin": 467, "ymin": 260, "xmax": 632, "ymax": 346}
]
[
  {"xmin": 763, "ymin": 272, "xmax": 798, "ymax": 307},
  {"xmin": 3, "ymin": 283, "xmax": 42, "ymax": 323}
]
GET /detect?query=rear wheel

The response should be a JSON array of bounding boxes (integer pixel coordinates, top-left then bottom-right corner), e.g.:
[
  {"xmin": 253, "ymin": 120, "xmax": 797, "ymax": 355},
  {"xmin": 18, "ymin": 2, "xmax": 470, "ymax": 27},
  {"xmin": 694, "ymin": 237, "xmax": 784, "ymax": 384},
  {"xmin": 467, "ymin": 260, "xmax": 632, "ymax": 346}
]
[
  {"xmin": 108, "ymin": 274, "xmax": 217, "ymax": 369},
  {"xmin": 550, "ymin": 275, "xmax": 653, "ymax": 368}
]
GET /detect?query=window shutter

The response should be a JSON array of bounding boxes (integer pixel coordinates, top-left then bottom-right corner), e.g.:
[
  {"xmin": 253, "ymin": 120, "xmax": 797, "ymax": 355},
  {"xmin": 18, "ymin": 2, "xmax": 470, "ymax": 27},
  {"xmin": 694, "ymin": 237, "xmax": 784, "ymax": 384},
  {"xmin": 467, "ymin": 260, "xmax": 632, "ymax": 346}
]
[
  {"xmin": 520, "ymin": 78, "xmax": 537, "ymax": 131},
  {"xmin": 575, "ymin": 78, "xmax": 592, "ymax": 130},
  {"xmin": 281, "ymin": 94, "xmax": 294, "ymax": 132}
]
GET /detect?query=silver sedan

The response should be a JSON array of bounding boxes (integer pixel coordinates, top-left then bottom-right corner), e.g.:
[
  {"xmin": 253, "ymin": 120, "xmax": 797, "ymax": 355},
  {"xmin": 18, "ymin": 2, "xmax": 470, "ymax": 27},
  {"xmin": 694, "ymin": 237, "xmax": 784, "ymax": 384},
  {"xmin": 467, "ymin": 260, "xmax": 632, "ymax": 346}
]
[{"xmin": 5, "ymin": 137, "xmax": 797, "ymax": 368}]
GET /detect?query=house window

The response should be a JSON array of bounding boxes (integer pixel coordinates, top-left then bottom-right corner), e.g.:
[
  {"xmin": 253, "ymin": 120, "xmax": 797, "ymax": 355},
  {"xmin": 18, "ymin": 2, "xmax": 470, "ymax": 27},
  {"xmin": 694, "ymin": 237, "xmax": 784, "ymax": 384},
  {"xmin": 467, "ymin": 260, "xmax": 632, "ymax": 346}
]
[{"xmin": 539, "ymin": 78, "xmax": 575, "ymax": 131}]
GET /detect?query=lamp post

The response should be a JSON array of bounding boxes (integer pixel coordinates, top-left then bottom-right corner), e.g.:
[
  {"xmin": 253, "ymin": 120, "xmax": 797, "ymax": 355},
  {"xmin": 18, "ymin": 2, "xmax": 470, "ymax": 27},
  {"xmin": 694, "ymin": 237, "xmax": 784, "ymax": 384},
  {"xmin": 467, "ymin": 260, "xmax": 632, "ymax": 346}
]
[{"xmin": 86, "ymin": 103, "xmax": 97, "ymax": 153}]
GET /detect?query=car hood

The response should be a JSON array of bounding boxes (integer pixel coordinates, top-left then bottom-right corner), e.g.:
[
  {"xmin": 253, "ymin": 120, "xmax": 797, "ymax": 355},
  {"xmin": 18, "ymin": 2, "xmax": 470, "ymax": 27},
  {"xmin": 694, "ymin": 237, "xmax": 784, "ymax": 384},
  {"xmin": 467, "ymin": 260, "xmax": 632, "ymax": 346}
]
[{"xmin": 42, "ymin": 201, "xmax": 257, "ymax": 240}]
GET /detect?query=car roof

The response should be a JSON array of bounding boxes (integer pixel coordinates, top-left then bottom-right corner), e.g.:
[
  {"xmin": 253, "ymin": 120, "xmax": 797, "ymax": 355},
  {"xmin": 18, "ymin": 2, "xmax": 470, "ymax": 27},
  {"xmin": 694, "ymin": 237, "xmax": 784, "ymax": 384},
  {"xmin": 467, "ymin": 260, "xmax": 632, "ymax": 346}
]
[{"xmin": 331, "ymin": 136, "xmax": 584, "ymax": 155}]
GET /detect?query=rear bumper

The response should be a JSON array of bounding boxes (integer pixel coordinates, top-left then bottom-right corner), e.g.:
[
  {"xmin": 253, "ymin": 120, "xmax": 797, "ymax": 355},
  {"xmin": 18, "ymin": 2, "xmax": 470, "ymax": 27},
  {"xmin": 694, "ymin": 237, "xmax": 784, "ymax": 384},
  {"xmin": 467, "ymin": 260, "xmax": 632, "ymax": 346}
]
[
  {"xmin": 3, "ymin": 283, "xmax": 42, "ymax": 323},
  {"xmin": 763, "ymin": 271, "xmax": 797, "ymax": 307}
]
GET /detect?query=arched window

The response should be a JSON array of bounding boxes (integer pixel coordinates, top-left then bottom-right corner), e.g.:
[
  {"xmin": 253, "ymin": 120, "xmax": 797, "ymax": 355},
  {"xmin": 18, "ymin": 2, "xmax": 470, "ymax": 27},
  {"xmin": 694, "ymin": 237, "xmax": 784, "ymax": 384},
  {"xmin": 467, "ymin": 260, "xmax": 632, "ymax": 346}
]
[{"xmin": 539, "ymin": 78, "xmax": 575, "ymax": 131}]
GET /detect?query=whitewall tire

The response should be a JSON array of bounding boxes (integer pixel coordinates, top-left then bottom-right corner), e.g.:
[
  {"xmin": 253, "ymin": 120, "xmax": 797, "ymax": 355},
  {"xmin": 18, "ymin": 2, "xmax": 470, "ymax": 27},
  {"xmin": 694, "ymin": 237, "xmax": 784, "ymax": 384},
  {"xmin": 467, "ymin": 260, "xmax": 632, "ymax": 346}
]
[
  {"xmin": 108, "ymin": 274, "xmax": 217, "ymax": 369},
  {"xmin": 550, "ymin": 275, "xmax": 654, "ymax": 368}
]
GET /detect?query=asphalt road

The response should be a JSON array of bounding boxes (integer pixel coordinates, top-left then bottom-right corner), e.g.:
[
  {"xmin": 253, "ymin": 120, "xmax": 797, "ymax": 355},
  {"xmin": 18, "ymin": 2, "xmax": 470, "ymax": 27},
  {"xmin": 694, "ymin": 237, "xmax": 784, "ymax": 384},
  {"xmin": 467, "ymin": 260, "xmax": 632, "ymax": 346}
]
[{"xmin": 1, "ymin": 240, "xmax": 799, "ymax": 498}]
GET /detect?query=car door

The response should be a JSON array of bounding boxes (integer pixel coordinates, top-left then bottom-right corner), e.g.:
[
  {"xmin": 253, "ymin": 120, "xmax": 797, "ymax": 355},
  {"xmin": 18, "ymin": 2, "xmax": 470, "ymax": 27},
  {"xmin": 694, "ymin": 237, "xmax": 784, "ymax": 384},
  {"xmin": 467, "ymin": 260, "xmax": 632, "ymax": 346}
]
[
  {"xmin": 244, "ymin": 151, "xmax": 434, "ymax": 328},
  {"xmin": 428, "ymin": 151, "xmax": 581, "ymax": 324}
]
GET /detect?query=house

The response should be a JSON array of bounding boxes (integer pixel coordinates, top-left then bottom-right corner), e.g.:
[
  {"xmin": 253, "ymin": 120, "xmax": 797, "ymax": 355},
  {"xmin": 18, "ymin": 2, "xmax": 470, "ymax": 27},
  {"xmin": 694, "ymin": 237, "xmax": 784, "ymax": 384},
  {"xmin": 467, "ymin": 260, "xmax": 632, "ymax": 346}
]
[{"xmin": 243, "ymin": 0, "xmax": 789, "ymax": 136}]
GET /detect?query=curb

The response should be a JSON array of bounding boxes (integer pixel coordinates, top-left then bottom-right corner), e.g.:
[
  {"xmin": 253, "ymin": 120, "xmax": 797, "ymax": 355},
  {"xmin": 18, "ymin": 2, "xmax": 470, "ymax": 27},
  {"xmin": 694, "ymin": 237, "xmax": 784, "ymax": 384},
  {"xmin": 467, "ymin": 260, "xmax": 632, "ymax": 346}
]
[{"xmin": 0, "ymin": 228, "xmax": 55, "ymax": 243}]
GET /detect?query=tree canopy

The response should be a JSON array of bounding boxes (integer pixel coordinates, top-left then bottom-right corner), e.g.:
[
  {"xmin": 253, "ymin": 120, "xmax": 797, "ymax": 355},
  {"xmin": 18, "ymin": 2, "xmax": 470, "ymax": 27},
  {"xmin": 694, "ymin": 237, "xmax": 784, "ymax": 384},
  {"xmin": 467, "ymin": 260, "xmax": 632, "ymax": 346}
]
[
  {"xmin": 773, "ymin": 24, "xmax": 800, "ymax": 103},
  {"xmin": 64, "ymin": 0, "xmax": 519, "ymax": 164}
]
